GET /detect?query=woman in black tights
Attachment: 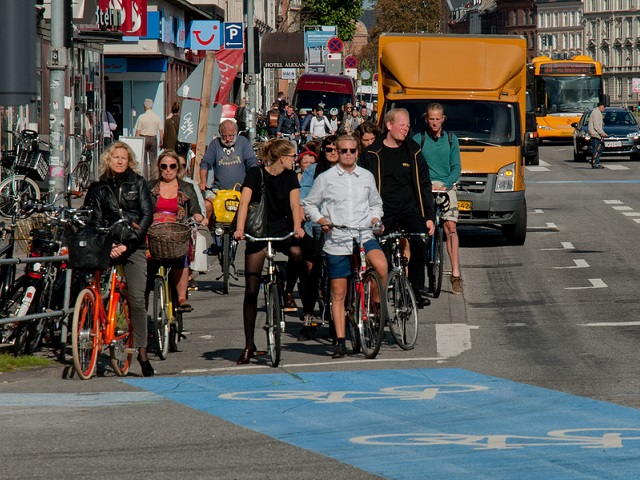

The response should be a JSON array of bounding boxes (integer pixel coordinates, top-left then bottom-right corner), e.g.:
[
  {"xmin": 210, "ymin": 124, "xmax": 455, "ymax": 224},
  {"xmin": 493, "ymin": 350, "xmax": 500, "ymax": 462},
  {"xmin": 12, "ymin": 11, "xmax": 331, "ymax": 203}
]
[{"xmin": 233, "ymin": 139, "xmax": 306, "ymax": 364}]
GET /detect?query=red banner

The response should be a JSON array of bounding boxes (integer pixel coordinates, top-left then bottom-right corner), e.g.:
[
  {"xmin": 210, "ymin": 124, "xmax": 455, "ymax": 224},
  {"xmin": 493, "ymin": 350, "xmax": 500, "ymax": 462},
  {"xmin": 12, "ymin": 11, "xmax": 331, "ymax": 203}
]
[
  {"xmin": 98, "ymin": 0, "xmax": 147, "ymax": 37},
  {"xmin": 214, "ymin": 49, "xmax": 245, "ymax": 104}
]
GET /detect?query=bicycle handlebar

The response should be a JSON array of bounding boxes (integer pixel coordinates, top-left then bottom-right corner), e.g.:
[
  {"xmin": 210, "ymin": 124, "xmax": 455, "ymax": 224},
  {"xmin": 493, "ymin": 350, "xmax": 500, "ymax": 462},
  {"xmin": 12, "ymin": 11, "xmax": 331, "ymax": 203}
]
[
  {"xmin": 378, "ymin": 231, "xmax": 430, "ymax": 243},
  {"xmin": 245, "ymin": 232, "xmax": 296, "ymax": 242},
  {"xmin": 327, "ymin": 223, "xmax": 382, "ymax": 232}
]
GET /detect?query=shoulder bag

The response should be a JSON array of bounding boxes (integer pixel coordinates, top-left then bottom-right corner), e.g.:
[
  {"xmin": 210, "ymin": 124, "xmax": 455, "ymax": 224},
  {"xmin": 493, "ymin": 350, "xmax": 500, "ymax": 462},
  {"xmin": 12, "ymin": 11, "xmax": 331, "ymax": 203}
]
[{"xmin": 244, "ymin": 168, "xmax": 267, "ymax": 237}]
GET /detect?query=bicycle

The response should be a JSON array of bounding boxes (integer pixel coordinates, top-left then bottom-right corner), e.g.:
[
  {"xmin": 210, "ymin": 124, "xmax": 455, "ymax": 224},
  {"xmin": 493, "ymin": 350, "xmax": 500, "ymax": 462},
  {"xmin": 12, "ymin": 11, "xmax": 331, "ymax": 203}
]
[
  {"xmin": 330, "ymin": 224, "xmax": 386, "ymax": 359},
  {"xmin": 150, "ymin": 262, "xmax": 185, "ymax": 360},
  {"xmin": 245, "ymin": 232, "xmax": 295, "ymax": 367},
  {"xmin": 67, "ymin": 134, "xmax": 99, "ymax": 194},
  {"xmin": 427, "ymin": 189, "xmax": 450, "ymax": 298},
  {"xmin": 70, "ymin": 218, "xmax": 134, "ymax": 380},
  {"xmin": 209, "ymin": 186, "xmax": 241, "ymax": 294},
  {"xmin": 379, "ymin": 231, "xmax": 428, "ymax": 350}
]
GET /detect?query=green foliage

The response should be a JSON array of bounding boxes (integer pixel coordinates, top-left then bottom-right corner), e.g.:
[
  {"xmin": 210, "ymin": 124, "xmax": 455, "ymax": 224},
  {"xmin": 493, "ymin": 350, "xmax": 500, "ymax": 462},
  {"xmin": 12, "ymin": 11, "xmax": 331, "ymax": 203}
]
[
  {"xmin": 301, "ymin": 0, "xmax": 364, "ymax": 42},
  {"xmin": 0, "ymin": 353, "xmax": 53, "ymax": 372}
]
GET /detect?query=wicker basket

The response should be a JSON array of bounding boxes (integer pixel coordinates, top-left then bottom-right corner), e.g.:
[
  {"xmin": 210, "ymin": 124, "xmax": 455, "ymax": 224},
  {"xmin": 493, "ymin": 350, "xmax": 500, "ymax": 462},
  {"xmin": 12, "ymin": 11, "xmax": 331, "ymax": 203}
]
[
  {"xmin": 147, "ymin": 222, "xmax": 191, "ymax": 261},
  {"xmin": 15, "ymin": 213, "xmax": 47, "ymax": 254}
]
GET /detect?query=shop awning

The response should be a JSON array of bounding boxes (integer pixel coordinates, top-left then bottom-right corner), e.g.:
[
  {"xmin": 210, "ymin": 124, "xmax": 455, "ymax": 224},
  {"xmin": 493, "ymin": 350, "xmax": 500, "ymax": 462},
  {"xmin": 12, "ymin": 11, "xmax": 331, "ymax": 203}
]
[{"xmin": 261, "ymin": 32, "xmax": 305, "ymax": 68}]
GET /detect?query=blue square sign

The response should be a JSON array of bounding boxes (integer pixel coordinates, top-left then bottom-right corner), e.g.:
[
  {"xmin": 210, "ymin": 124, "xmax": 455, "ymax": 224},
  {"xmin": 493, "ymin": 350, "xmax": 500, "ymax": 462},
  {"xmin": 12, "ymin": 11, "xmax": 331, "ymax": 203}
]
[
  {"xmin": 190, "ymin": 20, "xmax": 221, "ymax": 50},
  {"xmin": 224, "ymin": 22, "xmax": 244, "ymax": 50}
]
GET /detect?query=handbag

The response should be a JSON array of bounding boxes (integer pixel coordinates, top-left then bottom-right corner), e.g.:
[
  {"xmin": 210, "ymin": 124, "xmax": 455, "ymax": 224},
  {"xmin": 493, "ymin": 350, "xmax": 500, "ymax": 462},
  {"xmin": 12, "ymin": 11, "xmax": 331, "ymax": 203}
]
[{"xmin": 244, "ymin": 168, "xmax": 267, "ymax": 237}]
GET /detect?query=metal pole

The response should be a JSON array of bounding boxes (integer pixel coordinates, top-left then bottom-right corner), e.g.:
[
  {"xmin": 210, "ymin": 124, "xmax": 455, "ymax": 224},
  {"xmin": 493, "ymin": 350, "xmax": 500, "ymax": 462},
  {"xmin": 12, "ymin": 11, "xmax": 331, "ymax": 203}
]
[
  {"xmin": 47, "ymin": 0, "xmax": 68, "ymax": 204},
  {"xmin": 245, "ymin": 0, "xmax": 256, "ymax": 143}
]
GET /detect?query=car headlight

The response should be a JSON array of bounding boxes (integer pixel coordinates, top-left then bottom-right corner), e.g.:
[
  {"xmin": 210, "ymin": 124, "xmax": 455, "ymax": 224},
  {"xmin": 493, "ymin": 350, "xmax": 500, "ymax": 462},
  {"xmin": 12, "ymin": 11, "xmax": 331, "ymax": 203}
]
[
  {"xmin": 496, "ymin": 163, "xmax": 515, "ymax": 192},
  {"xmin": 538, "ymin": 125, "xmax": 552, "ymax": 130},
  {"xmin": 627, "ymin": 133, "xmax": 640, "ymax": 140}
]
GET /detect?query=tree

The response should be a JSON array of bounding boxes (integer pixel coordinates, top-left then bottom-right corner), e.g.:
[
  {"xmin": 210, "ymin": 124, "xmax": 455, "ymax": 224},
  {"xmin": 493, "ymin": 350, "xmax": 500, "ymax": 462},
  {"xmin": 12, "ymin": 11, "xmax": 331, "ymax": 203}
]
[
  {"xmin": 300, "ymin": 0, "xmax": 364, "ymax": 42},
  {"xmin": 358, "ymin": 0, "xmax": 442, "ymax": 69}
]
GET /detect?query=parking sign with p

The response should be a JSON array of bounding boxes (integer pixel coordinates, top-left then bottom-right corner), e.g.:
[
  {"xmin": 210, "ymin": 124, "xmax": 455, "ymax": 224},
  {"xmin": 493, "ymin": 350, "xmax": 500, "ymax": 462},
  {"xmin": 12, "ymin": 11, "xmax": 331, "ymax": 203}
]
[{"xmin": 224, "ymin": 22, "xmax": 244, "ymax": 50}]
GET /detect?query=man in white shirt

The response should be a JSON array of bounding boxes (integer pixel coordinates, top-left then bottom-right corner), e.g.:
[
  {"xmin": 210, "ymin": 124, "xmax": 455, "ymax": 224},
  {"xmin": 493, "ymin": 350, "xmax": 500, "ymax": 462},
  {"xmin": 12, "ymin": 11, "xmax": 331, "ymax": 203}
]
[
  {"xmin": 135, "ymin": 98, "xmax": 163, "ymax": 179},
  {"xmin": 302, "ymin": 134, "xmax": 387, "ymax": 358}
]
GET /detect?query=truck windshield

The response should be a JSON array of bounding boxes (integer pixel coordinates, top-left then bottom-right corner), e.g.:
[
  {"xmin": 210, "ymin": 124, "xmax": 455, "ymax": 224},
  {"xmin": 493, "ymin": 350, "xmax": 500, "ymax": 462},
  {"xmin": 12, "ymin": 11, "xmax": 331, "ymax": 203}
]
[
  {"xmin": 293, "ymin": 91, "xmax": 353, "ymax": 113},
  {"xmin": 392, "ymin": 100, "xmax": 521, "ymax": 147}
]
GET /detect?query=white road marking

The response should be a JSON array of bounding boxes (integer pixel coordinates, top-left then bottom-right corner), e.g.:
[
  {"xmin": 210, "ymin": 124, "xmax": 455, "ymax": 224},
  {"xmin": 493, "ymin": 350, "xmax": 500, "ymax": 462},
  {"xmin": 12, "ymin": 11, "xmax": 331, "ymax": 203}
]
[
  {"xmin": 533, "ymin": 209, "xmax": 544, "ymax": 214},
  {"xmin": 435, "ymin": 324, "xmax": 476, "ymax": 361},
  {"xmin": 623, "ymin": 212, "xmax": 640, "ymax": 217},
  {"xmin": 0, "ymin": 392, "xmax": 165, "ymax": 408},
  {"xmin": 612, "ymin": 206, "xmax": 633, "ymax": 211},
  {"xmin": 580, "ymin": 321, "xmax": 640, "ymax": 327},
  {"xmin": 527, "ymin": 166, "xmax": 549, "ymax": 172},
  {"xmin": 634, "ymin": 218, "xmax": 640, "ymax": 224},
  {"xmin": 539, "ymin": 160, "xmax": 551, "ymax": 166},
  {"xmin": 565, "ymin": 278, "xmax": 607, "ymax": 290},
  {"xmin": 604, "ymin": 200, "xmax": 624, "ymax": 204},
  {"xmin": 604, "ymin": 164, "xmax": 629, "ymax": 170},
  {"xmin": 553, "ymin": 259, "xmax": 589, "ymax": 269},
  {"xmin": 199, "ymin": 335, "xmax": 215, "ymax": 339},
  {"xmin": 541, "ymin": 242, "xmax": 575, "ymax": 251}
]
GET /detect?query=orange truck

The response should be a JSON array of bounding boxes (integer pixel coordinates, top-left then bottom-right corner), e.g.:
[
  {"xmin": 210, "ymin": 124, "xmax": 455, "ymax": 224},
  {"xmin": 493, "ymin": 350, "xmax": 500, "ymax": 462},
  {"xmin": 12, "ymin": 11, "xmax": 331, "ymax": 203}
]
[{"xmin": 378, "ymin": 34, "xmax": 528, "ymax": 245}]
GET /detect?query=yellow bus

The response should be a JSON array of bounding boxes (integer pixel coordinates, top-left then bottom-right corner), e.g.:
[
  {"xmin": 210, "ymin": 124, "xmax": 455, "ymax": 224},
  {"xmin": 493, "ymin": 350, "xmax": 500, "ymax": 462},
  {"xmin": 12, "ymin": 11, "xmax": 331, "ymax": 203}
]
[{"xmin": 529, "ymin": 55, "xmax": 604, "ymax": 141}]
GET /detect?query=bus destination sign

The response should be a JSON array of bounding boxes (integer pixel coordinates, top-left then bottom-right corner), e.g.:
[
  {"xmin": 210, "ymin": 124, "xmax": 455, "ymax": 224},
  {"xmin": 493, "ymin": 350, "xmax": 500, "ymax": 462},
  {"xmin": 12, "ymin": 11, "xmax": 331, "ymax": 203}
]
[{"xmin": 539, "ymin": 63, "xmax": 596, "ymax": 75}]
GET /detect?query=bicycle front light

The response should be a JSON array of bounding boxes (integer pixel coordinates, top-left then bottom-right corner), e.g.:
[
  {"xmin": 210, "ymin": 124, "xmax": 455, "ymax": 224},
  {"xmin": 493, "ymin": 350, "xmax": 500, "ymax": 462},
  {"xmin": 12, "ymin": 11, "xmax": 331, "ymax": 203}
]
[
  {"xmin": 214, "ymin": 226, "xmax": 224, "ymax": 236},
  {"xmin": 495, "ymin": 163, "xmax": 515, "ymax": 192}
]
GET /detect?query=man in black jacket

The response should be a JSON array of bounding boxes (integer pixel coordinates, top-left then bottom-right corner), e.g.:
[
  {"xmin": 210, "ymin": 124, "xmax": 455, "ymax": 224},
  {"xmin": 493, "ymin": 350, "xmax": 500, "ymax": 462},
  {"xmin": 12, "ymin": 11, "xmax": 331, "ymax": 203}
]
[{"xmin": 360, "ymin": 108, "xmax": 436, "ymax": 306}]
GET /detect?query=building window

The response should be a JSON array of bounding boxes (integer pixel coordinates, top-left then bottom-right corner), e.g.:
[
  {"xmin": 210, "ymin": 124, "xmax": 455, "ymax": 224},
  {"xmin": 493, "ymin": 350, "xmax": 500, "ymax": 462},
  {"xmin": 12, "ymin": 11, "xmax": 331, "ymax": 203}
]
[
  {"xmin": 538, "ymin": 13, "xmax": 544, "ymax": 27},
  {"xmin": 545, "ymin": 12, "xmax": 551, "ymax": 28},
  {"xmin": 577, "ymin": 33, "xmax": 582, "ymax": 50},
  {"xmin": 604, "ymin": 0, "xmax": 610, "ymax": 10},
  {"xmin": 616, "ymin": 77, "xmax": 622, "ymax": 99},
  {"xmin": 563, "ymin": 11, "xmax": 568, "ymax": 27},
  {"xmin": 553, "ymin": 12, "xmax": 559, "ymax": 27},
  {"xmin": 562, "ymin": 33, "xmax": 568, "ymax": 49}
]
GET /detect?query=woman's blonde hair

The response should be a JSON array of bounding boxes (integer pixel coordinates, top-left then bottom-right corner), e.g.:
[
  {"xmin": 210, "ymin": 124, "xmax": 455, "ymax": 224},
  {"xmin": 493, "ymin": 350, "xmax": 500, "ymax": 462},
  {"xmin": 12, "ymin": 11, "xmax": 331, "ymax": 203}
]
[
  {"xmin": 99, "ymin": 141, "xmax": 139, "ymax": 176},
  {"xmin": 154, "ymin": 149, "xmax": 185, "ymax": 179},
  {"xmin": 258, "ymin": 138, "xmax": 295, "ymax": 166}
]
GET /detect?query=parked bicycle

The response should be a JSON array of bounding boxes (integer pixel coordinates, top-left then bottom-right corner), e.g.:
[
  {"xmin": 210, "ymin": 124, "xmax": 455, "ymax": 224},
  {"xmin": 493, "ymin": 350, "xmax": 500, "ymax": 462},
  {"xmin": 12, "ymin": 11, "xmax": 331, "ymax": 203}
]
[
  {"xmin": 427, "ymin": 190, "xmax": 450, "ymax": 298},
  {"xmin": 67, "ymin": 134, "xmax": 99, "ymax": 194},
  {"xmin": 245, "ymin": 232, "xmax": 295, "ymax": 367},
  {"xmin": 330, "ymin": 224, "xmax": 387, "ymax": 359},
  {"xmin": 379, "ymin": 231, "xmax": 428, "ymax": 350},
  {"xmin": 70, "ymin": 218, "xmax": 134, "ymax": 380}
]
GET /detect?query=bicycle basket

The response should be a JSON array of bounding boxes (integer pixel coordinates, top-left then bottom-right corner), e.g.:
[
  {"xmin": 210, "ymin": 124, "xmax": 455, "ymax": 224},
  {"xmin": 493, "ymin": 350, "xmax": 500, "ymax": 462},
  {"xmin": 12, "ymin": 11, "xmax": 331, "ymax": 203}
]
[
  {"xmin": 212, "ymin": 184, "xmax": 241, "ymax": 224},
  {"xmin": 147, "ymin": 221, "xmax": 191, "ymax": 261},
  {"xmin": 15, "ymin": 151, "xmax": 48, "ymax": 181},
  {"xmin": 67, "ymin": 227, "xmax": 111, "ymax": 271},
  {"xmin": 1, "ymin": 149, "xmax": 17, "ymax": 169},
  {"xmin": 14, "ymin": 213, "xmax": 47, "ymax": 254}
]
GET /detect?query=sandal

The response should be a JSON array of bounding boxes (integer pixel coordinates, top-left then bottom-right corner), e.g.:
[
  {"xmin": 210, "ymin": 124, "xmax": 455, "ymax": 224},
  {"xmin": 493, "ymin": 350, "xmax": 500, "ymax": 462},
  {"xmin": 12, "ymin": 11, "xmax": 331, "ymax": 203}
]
[{"xmin": 177, "ymin": 299, "xmax": 193, "ymax": 312}]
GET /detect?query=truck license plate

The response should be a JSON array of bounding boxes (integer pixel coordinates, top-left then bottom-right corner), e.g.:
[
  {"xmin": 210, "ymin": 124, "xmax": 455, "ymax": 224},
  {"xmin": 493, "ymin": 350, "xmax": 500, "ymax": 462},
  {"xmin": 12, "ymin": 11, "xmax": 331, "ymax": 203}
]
[
  {"xmin": 458, "ymin": 201, "xmax": 472, "ymax": 211},
  {"xmin": 605, "ymin": 141, "xmax": 622, "ymax": 148}
]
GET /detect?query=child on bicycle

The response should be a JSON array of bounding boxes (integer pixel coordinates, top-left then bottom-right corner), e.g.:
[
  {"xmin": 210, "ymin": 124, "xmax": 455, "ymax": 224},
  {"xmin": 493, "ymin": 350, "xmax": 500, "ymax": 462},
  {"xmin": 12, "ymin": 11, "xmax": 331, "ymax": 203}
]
[{"xmin": 302, "ymin": 135, "xmax": 387, "ymax": 358}]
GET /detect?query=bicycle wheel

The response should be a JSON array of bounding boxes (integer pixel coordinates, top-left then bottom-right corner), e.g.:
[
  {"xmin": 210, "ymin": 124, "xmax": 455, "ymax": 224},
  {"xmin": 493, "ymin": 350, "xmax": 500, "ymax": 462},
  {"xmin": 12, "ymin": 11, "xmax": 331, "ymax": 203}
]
[
  {"xmin": 72, "ymin": 289, "xmax": 100, "ymax": 380},
  {"xmin": 110, "ymin": 287, "xmax": 133, "ymax": 376},
  {"xmin": 346, "ymin": 277, "xmax": 361, "ymax": 354},
  {"xmin": 387, "ymin": 270, "xmax": 419, "ymax": 350},
  {"xmin": 222, "ymin": 231, "xmax": 231, "ymax": 294},
  {"xmin": 0, "ymin": 274, "xmax": 27, "ymax": 347},
  {"xmin": 357, "ymin": 270, "xmax": 385, "ymax": 359},
  {"xmin": 0, "ymin": 175, "xmax": 40, "ymax": 218},
  {"xmin": 432, "ymin": 226, "xmax": 445, "ymax": 299},
  {"xmin": 152, "ymin": 276, "xmax": 169, "ymax": 359},
  {"xmin": 72, "ymin": 161, "xmax": 90, "ymax": 192},
  {"xmin": 265, "ymin": 283, "xmax": 282, "ymax": 367},
  {"xmin": 169, "ymin": 311, "xmax": 183, "ymax": 353}
]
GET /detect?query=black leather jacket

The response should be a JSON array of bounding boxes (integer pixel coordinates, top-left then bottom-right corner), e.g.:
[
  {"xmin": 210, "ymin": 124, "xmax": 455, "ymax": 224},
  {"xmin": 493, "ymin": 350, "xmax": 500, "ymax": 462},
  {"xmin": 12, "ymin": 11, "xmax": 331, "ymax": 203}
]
[{"xmin": 83, "ymin": 168, "xmax": 153, "ymax": 253}]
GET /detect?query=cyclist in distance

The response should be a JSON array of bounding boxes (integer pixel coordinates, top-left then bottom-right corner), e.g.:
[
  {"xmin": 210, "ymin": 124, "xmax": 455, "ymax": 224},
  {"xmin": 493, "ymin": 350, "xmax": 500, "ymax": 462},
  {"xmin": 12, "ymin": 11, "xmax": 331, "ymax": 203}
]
[
  {"xmin": 233, "ymin": 139, "xmax": 305, "ymax": 365},
  {"xmin": 199, "ymin": 119, "xmax": 258, "ymax": 233},
  {"xmin": 302, "ymin": 134, "xmax": 387, "ymax": 358},
  {"xmin": 83, "ymin": 141, "xmax": 154, "ymax": 376}
]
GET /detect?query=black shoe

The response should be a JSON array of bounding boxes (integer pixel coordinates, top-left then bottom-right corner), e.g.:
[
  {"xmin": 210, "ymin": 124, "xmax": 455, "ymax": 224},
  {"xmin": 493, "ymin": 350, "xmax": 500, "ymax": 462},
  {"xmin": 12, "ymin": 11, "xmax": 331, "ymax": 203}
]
[
  {"xmin": 332, "ymin": 344, "xmax": 348, "ymax": 358},
  {"xmin": 137, "ymin": 354, "xmax": 155, "ymax": 377},
  {"xmin": 204, "ymin": 244, "xmax": 221, "ymax": 255},
  {"xmin": 414, "ymin": 288, "xmax": 431, "ymax": 307}
]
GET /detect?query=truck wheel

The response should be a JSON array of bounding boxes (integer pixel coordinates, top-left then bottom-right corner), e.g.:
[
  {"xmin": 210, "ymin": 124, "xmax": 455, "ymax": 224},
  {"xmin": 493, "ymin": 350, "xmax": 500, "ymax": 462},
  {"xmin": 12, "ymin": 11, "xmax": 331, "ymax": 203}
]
[{"xmin": 503, "ymin": 199, "xmax": 527, "ymax": 246}]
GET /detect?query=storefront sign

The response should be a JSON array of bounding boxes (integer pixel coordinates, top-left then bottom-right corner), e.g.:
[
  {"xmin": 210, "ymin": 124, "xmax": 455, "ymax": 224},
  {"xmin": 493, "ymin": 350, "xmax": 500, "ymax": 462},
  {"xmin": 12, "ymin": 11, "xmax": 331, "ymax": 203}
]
[
  {"xmin": 190, "ymin": 20, "xmax": 222, "ymax": 51},
  {"xmin": 97, "ymin": 0, "xmax": 148, "ymax": 37}
]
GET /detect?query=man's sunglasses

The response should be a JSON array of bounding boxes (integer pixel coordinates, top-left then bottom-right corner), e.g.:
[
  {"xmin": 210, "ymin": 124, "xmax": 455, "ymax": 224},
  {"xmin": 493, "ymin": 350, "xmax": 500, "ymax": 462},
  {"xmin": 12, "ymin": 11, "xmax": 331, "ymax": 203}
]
[
  {"xmin": 340, "ymin": 148, "xmax": 357, "ymax": 154},
  {"xmin": 160, "ymin": 163, "xmax": 178, "ymax": 170}
]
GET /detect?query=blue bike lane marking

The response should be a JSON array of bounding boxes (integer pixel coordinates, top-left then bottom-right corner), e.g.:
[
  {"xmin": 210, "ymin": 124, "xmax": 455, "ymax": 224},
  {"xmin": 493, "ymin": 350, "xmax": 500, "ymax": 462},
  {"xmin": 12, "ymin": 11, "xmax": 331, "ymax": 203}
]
[{"xmin": 124, "ymin": 368, "xmax": 640, "ymax": 479}]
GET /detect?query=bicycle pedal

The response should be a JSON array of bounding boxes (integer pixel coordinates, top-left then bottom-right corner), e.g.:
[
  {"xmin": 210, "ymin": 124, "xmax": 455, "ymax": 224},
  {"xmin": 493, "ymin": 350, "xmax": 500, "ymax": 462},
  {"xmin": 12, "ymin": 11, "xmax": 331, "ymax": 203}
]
[{"xmin": 124, "ymin": 348, "xmax": 139, "ymax": 355}]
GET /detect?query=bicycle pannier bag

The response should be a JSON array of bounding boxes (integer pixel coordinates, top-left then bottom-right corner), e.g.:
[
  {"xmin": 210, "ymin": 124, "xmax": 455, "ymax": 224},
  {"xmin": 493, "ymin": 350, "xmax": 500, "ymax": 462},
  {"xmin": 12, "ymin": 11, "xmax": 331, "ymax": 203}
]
[
  {"xmin": 68, "ymin": 227, "xmax": 111, "ymax": 271},
  {"xmin": 244, "ymin": 169, "xmax": 267, "ymax": 238},
  {"xmin": 212, "ymin": 183, "xmax": 242, "ymax": 224}
]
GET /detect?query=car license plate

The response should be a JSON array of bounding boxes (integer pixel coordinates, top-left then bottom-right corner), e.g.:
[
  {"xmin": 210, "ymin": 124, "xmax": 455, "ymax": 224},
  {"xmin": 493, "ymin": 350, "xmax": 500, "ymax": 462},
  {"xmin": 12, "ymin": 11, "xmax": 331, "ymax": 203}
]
[
  {"xmin": 458, "ymin": 201, "xmax": 472, "ymax": 211},
  {"xmin": 605, "ymin": 141, "xmax": 622, "ymax": 148}
]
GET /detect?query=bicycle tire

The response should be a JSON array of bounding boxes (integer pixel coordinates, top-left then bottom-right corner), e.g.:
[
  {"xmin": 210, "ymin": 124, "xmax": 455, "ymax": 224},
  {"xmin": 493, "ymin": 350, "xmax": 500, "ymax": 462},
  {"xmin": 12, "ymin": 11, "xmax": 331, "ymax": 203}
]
[
  {"xmin": 152, "ymin": 276, "xmax": 169, "ymax": 360},
  {"xmin": 72, "ymin": 289, "xmax": 100, "ymax": 380},
  {"xmin": 265, "ymin": 283, "xmax": 282, "ymax": 367},
  {"xmin": 169, "ymin": 311, "xmax": 183, "ymax": 353},
  {"xmin": 346, "ymin": 276, "xmax": 361, "ymax": 354},
  {"xmin": 432, "ymin": 226, "xmax": 444, "ymax": 299},
  {"xmin": 386, "ymin": 270, "xmax": 419, "ymax": 350},
  {"xmin": 73, "ymin": 161, "xmax": 90, "ymax": 192},
  {"xmin": 222, "ymin": 231, "xmax": 231, "ymax": 294},
  {"xmin": 0, "ymin": 274, "xmax": 27, "ymax": 346},
  {"xmin": 358, "ymin": 269, "xmax": 385, "ymax": 359},
  {"xmin": 0, "ymin": 175, "xmax": 40, "ymax": 218},
  {"xmin": 110, "ymin": 286, "xmax": 133, "ymax": 376}
]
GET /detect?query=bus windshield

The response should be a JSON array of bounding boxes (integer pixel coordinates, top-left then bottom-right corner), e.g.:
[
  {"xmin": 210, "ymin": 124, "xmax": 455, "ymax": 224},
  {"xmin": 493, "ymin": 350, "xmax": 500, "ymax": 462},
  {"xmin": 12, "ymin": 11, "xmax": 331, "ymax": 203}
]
[
  {"xmin": 534, "ymin": 76, "xmax": 601, "ymax": 113},
  {"xmin": 390, "ymin": 99, "xmax": 521, "ymax": 147},
  {"xmin": 292, "ymin": 91, "xmax": 353, "ymax": 113}
]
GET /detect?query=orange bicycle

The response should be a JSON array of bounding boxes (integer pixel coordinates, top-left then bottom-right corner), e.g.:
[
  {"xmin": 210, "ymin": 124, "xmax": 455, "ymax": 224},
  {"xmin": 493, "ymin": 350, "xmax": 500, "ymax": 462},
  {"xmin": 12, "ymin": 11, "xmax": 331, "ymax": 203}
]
[{"xmin": 71, "ymin": 263, "xmax": 134, "ymax": 380}]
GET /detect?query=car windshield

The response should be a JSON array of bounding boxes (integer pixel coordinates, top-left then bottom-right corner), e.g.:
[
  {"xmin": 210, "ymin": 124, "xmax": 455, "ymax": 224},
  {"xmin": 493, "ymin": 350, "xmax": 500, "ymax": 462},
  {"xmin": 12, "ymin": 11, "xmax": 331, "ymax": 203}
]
[
  {"xmin": 603, "ymin": 111, "xmax": 636, "ymax": 126},
  {"xmin": 390, "ymin": 99, "xmax": 521, "ymax": 147}
]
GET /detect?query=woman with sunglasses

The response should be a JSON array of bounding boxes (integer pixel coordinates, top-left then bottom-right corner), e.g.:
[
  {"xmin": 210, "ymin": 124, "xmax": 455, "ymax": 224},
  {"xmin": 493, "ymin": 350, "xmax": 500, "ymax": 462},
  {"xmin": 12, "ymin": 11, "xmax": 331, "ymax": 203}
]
[
  {"xmin": 296, "ymin": 135, "xmax": 340, "ymax": 338},
  {"xmin": 147, "ymin": 150, "xmax": 204, "ymax": 312},
  {"xmin": 233, "ymin": 139, "xmax": 305, "ymax": 364},
  {"xmin": 83, "ymin": 141, "xmax": 154, "ymax": 376}
]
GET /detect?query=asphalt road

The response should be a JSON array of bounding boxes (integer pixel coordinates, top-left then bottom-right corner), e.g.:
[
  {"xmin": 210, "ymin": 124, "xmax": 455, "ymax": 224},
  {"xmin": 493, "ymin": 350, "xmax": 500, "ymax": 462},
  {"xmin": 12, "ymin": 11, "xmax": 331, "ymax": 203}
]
[{"xmin": 3, "ymin": 143, "xmax": 640, "ymax": 479}]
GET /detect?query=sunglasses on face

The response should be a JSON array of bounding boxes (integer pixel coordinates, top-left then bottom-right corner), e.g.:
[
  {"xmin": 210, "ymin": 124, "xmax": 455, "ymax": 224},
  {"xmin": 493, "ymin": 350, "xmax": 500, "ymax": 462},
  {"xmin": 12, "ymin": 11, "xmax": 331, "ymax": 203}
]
[
  {"xmin": 324, "ymin": 147, "xmax": 337, "ymax": 153},
  {"xmin": 160, "ymin": 163, "xmax": 178, "ymax": 170},
  {"xmin": 340, "ymin": 148, "xmax": 357, "ymax": 154},
  {"xmin": 180, "ymin": 164, "xmax": 187, "ymax": 169}
]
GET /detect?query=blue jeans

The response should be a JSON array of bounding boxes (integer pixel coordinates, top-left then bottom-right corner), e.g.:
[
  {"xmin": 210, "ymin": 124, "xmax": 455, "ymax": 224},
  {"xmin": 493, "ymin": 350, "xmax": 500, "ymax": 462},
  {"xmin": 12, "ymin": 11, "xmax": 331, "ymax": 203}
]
[{"xmin": 590, "ymin": 137, "xmax": 603, "ymax": 165}]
